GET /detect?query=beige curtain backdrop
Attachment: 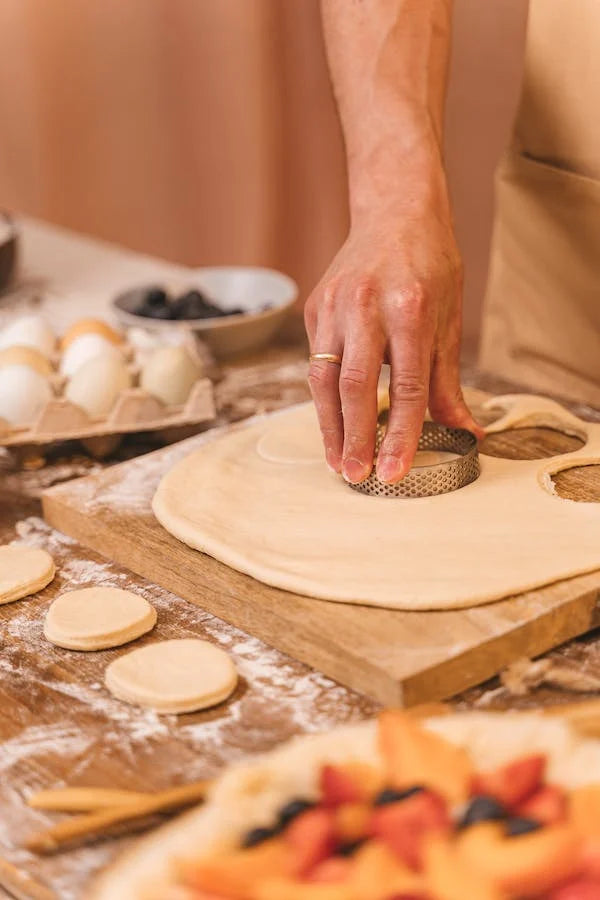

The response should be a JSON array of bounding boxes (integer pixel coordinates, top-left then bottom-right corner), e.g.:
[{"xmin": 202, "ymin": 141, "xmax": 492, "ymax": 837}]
[{"xmin": 0, "ymin": 0, "xmax": 528, "ymax": 345}]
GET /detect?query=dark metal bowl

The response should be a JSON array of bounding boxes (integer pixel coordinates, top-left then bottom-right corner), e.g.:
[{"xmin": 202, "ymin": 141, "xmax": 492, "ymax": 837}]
[{"xmin": 0, "ymin": 212, "xmax": 18, "ymax": 292}]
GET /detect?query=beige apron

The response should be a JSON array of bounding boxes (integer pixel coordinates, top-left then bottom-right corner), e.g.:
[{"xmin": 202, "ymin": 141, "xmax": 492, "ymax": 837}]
[{"xmin": 479, "ymin": 0, "xmax": 600, "ymax": 405}]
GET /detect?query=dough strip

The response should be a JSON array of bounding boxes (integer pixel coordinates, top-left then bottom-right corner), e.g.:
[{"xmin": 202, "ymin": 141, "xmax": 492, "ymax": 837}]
[{"xmin": 25, "ymin": 780, "xmax": 211, "ymax": 853}]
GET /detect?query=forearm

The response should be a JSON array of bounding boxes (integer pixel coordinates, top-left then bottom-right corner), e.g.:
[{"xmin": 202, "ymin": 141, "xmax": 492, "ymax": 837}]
[{"xmin": 321, "ymin": 0, "xmax": 454, "ymax": 220}]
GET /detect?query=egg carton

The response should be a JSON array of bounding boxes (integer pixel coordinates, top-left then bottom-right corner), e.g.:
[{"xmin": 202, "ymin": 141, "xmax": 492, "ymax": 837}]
[
  {"xmin": 0, "ymin": 328, "xmax": 218, "ymax": 457},
  {"xmin": 0, "ymin": 377, "xmax": 216, "ymax": 456}
]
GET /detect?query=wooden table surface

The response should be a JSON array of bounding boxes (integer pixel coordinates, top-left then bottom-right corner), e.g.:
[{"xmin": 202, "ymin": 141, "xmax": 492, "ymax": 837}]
[{"xmin": 3, "ymin": 221, "xmax": 600, "ymax": 899}]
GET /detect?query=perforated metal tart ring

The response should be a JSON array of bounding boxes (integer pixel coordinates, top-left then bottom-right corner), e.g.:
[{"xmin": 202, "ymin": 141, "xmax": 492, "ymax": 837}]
[{"xmin": 349, "ymin": 413, "xmax": 480, "ymax": 499}]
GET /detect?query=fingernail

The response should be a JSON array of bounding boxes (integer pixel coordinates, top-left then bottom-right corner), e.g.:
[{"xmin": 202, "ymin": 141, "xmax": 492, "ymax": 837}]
[
  {"xmin": 342, "ymin": 457, "xmax": 369, "ymax": 484},
  {"xmin": 377, "ymin": 455, "xmax": 403, "ymax": 484}
]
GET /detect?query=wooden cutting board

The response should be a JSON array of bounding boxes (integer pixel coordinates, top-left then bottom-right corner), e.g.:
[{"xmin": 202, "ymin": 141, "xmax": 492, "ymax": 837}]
[{"xmin": 41, "ymin": 394, "xmax": 600, "ymax": 707}]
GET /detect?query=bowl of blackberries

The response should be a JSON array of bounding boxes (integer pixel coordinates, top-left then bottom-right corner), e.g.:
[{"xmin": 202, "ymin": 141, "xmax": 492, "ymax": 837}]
[{"xmin": 113, "ymin": 267, "xmax": 298, "ymax": 359}]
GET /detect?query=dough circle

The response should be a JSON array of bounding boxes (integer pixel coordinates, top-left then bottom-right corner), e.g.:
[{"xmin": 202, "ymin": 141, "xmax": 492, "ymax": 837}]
[
  {"xmin": 44, "ymin": 586, "xmax": 157, "ymax": 651},
  {"xmin": 0, "ymin": 545, "xmax": 55, "ymax": 604},
  {"xmin": 105, "ymin": 639, "xmax": 238, "ymax": 714},
  {"xmin": 256, "ymin": 404, "xmax": 324, "ymax": 464}
]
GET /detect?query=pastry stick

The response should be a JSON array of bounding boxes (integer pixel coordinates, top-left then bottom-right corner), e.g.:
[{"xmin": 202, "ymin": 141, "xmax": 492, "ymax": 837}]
[
  {"xmin": 27, "ymin": 787, "xmax": 151, "ymax": 813},
  {"xmin": 0, "ymin": 857, "xmax": 57, "ymax": 900},
  {"xmin": 26, "ymin": 780, "xmax": 211, "ymax": 854}
]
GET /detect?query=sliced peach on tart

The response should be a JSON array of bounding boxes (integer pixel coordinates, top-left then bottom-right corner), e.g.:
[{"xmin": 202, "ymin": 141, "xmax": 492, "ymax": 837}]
[
  {"xmin": 251, "ymin": 879, "xmax": 354, "ymax": 900},
  {"xmin": 378, "ymin": 710, "xmax": 472, "ymax": 806},
  {"xmin": 571, "ymin": 787, "xmax": 600, "ymax": 838},
  {"xmin": 423, "ymin": 833, "xmax": 503, "ymax": 900},
  {"xmin": 182, "ymin": 837, "xmax": 292, "ymax": 899},
  {"xmin": 349, "ymin": 839, "xmax": 426, "ymax": 899},
  {"xmin": 456, "ymin": 821, "xmax": 581, "ymax": 896},
  {"xmin": 333, "ymin": 802, "xmax": 371, "ymax": 844}
]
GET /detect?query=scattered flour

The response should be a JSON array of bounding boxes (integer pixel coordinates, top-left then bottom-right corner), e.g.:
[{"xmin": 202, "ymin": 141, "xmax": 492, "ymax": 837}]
[{"xmin": 0, "ymin": 723, "xmax": 93, "ymax": 773}]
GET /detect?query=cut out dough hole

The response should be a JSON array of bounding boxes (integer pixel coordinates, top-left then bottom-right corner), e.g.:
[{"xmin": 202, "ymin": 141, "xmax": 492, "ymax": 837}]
[
  {"xmin": 480, "ymin": 427, "xmax": 585, "ymax": 460},
  {"xmin": 551, "ymin": 464, "xmax": 600, "ymax": 502}
]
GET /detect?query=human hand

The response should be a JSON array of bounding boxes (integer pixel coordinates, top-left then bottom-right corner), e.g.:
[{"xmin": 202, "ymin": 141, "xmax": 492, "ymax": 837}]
[{"xmin": 305, "ymin": 178, "xmax": 482, "ymax": 485}]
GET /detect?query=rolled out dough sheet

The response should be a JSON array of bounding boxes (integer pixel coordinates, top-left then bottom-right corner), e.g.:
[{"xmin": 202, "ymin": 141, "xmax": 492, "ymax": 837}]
[{"xmin": 152, "ymin": 394, "xmax": 600, "ymax": 611}]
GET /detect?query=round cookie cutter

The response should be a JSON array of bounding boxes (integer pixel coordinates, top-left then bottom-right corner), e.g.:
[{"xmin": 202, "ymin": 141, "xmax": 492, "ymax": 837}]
[{"xmin": 350, "ymin": 413, "xmax": 480, "ymax": 499}]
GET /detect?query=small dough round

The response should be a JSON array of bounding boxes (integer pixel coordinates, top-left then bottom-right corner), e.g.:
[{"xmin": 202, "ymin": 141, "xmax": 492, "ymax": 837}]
[
  {"xmin": 61, "ymin": 318, "xmax": 122, "ymax": 352},
  {"xmin": 60, "ymin": 333, "xmax": 123, "ymax": 377},
  {"xmin": 0, "ymin": 545, "xmax": 55, "ymax": 604},
  {"xmin": 257, "ymin": 403, "xmax": 323, "ymax": 464},
  {"xmin": 105, "ymin": 639, "xmax": 238, "ymax": 714},
  {"xmin": 0, "ymin": 315, "xmax": 55, "ymax": 357},
  {"xmin": 0, "ymin": 345, "xmax": 54, "ymax": 377},
  {"xmin": 65, "ymin": 353, "xmax": 131, "ymax": 418},
  {"xmin": 44, "ymin": 586, "xmax": 157, "ymax": 651},
  {"xmin": 0, "ymin": 365, "xmax": 53, "ymax": 425},
  {"xmin": 140, "ymin": 346, "xmax": 200, "ymax": 406}
]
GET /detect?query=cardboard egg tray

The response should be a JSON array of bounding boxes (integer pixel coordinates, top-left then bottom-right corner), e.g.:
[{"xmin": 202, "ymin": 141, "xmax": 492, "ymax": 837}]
[{"xmin": 0, "ymin": 333, "xmax": 217, "ymax": 457}]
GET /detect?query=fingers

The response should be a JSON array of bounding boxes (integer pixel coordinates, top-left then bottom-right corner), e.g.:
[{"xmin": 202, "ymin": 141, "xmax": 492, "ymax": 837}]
[
  {"xmin": 429, "ymin": 353, "xmax": 485, "ymax": 439},
  {"xmin": 306, "ymin": 297, "xmax": 344, "ymax": 473},
  {"xmin": 428, "ymin": 301, "xmax": 485, "ymax": 439},
  {"xmin": 376, "ymin": 289, "xmax": 433, "ymax": 484},
  {"xmin": 339, "ymin": 313, "xmax": 383, "ymax": 484}
]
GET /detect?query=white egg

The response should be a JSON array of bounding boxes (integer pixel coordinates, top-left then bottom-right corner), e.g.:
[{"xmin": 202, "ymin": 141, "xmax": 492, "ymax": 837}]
[
  {"xmin": 60, "ymin": 333, "xmax": 122, "ymax": 377},
  {"xmin": 0, "ymin": 315, "xmax": 55, "ymax": 358},
  {"xmin": 65, "ymin": 354, "xmax": 131, "ymax": 419},
  {"xmin": 140, "ymin": 346, "xmax": 201, "ymax": 406},
  {"xmin": 0, "ymin": 365, "xmax": 53, "ymax": 425}
]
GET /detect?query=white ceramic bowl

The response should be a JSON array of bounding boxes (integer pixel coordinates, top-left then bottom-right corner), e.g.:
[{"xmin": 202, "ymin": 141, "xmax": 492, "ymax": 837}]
[{"xmin": 112, "ymin": 267, "xmax": 298, "ymax": 359}]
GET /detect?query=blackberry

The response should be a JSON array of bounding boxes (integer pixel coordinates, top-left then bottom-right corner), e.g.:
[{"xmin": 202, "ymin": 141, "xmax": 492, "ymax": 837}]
[
  {"xmin": 335, "ymin": 838, "xmax": 367, "ymax": 857},
  {"xmin": 172, "ymin": 289, "xmax": 225, "ymax": 320},
  {"xmin": 373, "ymin": 786, "xmax": 424, "ymax": 807},
  {"xmin": 505, "ymin": 817, "xmax": 542, "ymax": 837},
  {"xmin": 241, "ymin": 825, "xmax": 278, "ymax": 848},
  {"xmin": 458, "ymin": 796, "xmax": 507, "ymax": 829},
  {"xmin": 277, "ymin": 798, "xmax": 315, "ymax": 829}
]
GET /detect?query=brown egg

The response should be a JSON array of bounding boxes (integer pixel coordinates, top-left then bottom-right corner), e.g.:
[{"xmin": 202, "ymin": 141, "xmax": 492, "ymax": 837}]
[
  {"xmin": 61, "ymin": 318, "xmax": 123, "ymax": 352},
  {"xmin": 0, "ymin": 345, "xmax": 53, "ymax": 377}
]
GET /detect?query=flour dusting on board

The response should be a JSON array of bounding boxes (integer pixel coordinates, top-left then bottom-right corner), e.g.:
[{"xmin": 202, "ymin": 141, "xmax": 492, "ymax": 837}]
[{"xmin": 0, "ymin": 723, "xmax": 92, "ymax": 772}]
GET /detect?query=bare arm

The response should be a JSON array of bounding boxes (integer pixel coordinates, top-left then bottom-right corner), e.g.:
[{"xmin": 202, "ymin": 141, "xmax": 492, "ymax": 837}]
[{"xmin": 306, "ymin": 0, "xmax": 481, "ymax": 484}]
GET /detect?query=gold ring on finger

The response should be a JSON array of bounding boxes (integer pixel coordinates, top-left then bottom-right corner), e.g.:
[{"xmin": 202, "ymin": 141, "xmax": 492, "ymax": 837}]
[{"xmin": 309, "ymin": 352, "xmax": 342, "ymax": 365}]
